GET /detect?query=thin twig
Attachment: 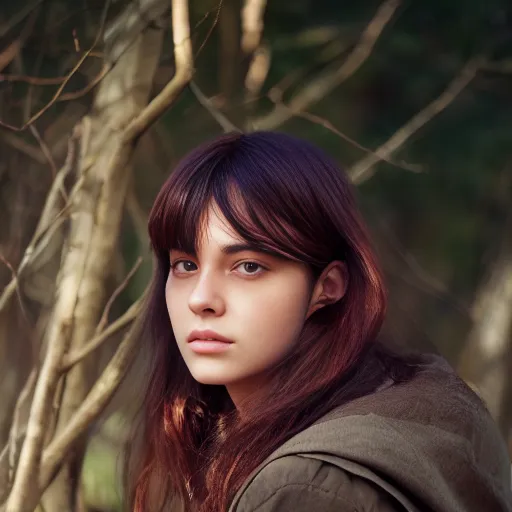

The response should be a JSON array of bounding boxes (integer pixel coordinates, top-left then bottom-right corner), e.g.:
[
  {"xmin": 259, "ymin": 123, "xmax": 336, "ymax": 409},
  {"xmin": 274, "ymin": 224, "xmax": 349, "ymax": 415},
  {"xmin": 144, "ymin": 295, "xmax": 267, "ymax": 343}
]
[
  {"xmin": 195, "ymin": 0, "xmax": 223, "ymax": 58},
  {"xmin": 58, "ymin": 61, "xmax": 112, "ymax": 102},
  {"xmin": 349, "ymin": 57, "xmax": 483, "ymax": 184},
  {"xmin": 0, "ymin": 72, "xmax": 76, "ymax": 86},
  {"xmin": 29, "ymin": 126, "xmax": 59, "ymax": 181},
  {"xmin": 0, "ymin": 3, "xmax": 111, "ymax": 131},
  {"xmin": 7, "ymin": 369, "xmax": 38, "ymax": 485},
  {"xmin": 249, "ymin": 0, "xmax": 401, "ymax": 131},
  {"xmin": 0, "ymin": 137, "xmax": 77, "ymax": 315},
  {"xmin": 291, "ymin": 110, "xmax": 422, "ymax": 174},
  {"xmin": 61, "ymin": 297, "xmax": 143, "ymax": 371},
  {"xmin": 0, "ymin": 52, "xmax": 105, "ymax": 84},
  {"xmin": 95, "ymin": 257, "xmax": 143, "ymax": 335},
  {"xmin": 0, "ymin": 254, "xmax": 30, "ymax": 322},
  {"xmin": 0, "ymin": 132, "xmax": 45, "ymax": 164},
  {"xmin": 190, "ymin": 81, "xmax": 240, "ymax": 132}
]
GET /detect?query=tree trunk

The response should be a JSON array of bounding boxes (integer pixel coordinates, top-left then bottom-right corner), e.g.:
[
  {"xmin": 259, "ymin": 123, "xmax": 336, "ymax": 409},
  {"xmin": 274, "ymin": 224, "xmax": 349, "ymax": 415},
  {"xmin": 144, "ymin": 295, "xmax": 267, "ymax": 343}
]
[
  {"xmin": 40, "ymin": 8, "xmax": 166, "ymax": 512},
  {"xmin": 457, "ymin": 213, "xmax": 512, "ymax": 432}
]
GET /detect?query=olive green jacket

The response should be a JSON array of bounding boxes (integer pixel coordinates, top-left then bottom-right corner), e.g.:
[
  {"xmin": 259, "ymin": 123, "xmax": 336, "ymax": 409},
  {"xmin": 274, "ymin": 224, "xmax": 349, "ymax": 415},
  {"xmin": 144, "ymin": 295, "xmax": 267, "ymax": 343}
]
[{"xmin": 228, "ymin": 353, "xmax": 512, "ymax": 512}]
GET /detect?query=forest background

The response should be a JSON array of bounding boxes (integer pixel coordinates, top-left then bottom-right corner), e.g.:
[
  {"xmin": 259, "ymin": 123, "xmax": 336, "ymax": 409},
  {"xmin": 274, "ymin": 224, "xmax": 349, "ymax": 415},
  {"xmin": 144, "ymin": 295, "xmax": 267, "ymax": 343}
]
[{"xmin": 0, "ymin": 0, "xmax": 511, "ymax": 510}]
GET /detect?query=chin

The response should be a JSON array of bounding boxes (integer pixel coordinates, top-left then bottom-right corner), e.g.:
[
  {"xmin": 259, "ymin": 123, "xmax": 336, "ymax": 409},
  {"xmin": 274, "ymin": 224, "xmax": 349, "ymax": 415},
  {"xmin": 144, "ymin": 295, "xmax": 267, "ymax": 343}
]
[{"xmin": 190, "ymin": 372, "xmax": 231, "ymax": 386}]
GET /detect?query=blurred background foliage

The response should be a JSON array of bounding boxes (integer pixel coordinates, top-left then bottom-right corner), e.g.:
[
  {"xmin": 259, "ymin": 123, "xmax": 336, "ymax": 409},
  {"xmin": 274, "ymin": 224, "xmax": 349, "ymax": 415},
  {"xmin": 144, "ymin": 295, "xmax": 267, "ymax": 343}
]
[{"xmin": 0, "ymin": 0, "xmax": 511, "ymax": 510}]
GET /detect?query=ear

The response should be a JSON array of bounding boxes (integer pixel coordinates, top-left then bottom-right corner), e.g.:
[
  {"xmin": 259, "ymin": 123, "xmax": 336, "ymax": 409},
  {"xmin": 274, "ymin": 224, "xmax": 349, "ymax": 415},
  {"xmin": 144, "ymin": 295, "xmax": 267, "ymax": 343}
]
[{"xmin": 306, "ymin": 261, "xmax": 348, "ymax": 320}]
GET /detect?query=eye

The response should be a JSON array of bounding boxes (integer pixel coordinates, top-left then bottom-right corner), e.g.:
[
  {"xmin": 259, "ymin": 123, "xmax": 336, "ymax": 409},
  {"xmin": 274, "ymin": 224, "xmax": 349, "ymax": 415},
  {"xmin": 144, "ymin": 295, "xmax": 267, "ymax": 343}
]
[
  {"xmin": 171, "ymin": 260, "xmax": 197, "ymax": 274},
  {"xmin": 235, "ymin": 261, "xmax": 266, "ymax": 276}
]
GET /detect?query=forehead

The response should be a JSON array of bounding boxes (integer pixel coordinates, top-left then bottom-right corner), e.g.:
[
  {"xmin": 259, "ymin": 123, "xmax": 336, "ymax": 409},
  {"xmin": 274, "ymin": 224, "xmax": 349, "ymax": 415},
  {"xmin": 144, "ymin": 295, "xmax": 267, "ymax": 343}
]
[{"xmin": 196, "ymin": 201, "xmax": 244, "ymax": 249}]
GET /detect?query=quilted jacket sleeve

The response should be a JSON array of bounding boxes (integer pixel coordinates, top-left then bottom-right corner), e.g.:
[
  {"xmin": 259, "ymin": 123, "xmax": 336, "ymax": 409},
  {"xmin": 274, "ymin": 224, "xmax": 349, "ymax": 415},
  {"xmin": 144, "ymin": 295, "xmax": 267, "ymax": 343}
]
[{"xmin": 235, "ymin": 455, "xmax": 402, "ymax": 512}]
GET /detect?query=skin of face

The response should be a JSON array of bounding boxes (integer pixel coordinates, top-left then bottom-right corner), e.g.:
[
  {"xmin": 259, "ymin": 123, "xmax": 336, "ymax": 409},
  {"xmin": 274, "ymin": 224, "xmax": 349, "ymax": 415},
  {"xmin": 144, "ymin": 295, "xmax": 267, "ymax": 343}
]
[{"xmin": 165, "ymin": 202, "xmax": 346, "ymax": 407}]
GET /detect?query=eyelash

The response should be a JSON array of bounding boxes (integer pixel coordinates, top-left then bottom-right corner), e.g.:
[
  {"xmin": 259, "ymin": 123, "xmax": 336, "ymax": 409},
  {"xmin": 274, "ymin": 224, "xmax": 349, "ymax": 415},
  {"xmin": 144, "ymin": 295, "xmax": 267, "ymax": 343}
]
[{"xmin": 170, "ymin": 260, "xmax": 267, "ymax": 277}]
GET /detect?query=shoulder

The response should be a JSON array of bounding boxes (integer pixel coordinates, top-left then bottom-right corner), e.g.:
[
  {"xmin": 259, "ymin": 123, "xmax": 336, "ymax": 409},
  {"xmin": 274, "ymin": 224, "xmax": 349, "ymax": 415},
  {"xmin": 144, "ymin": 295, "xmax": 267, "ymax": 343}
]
[{"xmin": 235, "ymin": 455, "xmax": 400, "ymax": 512}]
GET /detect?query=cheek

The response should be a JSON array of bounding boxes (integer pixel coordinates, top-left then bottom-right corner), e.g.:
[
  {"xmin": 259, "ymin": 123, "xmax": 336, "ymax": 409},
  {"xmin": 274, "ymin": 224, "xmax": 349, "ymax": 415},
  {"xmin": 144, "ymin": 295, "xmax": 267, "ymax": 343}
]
[
  {"xmin": 240, "ymin": 275, "xmax": 311, "ymax": 350},
  {"xmin": 165, "ymin": 278, "xmax": 184, "ymax": 324}
]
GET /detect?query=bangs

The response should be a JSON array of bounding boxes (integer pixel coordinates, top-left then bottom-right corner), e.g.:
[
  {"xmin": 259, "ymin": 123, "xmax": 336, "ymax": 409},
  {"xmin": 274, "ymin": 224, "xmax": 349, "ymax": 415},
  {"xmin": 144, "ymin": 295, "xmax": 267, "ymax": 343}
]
[{"xmin": 148, "ymin": 133, "xmax": 331, "ymax": 267}]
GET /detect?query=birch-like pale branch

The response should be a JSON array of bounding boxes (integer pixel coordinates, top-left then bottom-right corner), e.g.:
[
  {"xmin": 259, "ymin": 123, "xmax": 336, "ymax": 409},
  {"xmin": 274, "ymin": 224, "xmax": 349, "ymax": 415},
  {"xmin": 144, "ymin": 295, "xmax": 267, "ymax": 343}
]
[
  {"xmin": 241, "ymin": 0, "xmax": 270, "ymax": 99},
  {"xmin": 457, "ymin": 212, "xmax": 512, "ymax": 421},
  {"xmin": 124, "ymin": 0, "xmax": 193, "ymax": 141},
  {"xmin": 190, "ymin": 81, "xmax": 240, "ymax": 132},
  {"xmin": 0, "ymin": 370, "xmax": 37, "ymax": 503},
  {"xmin": 61, "ymin": 297, "xmax": 143, "ymax": 372},
  {"xmin": 7, "ymin": 370, "xmax": 38, "ymax": 485},
  {"xmin": 241, "ymin": 0, "xmax": 267, "ymax": 54},
  {"xmin": 95, "ymin": 256, "xmax": 143, "ymax": 335},
  {"xmin": 249, "ymin": 0, "xmax": 401, "ymax": 131},
  {"xmin": 39, "ymin": 310, "xmax": 143, "ymax": 492},
  {"xmin": 6, "ymin": 2, "xmax": 193, "ymax": 509},
  {"xmin": 349, "ymin": 57, "xmax": 483, "ymax": 184},
  {"xmin": 6, "ymin": 2, "xmax": 193, "ymax": 510},
  {"xmin": 5, "ymin": 219, "xmax": 92, "ymax": 511}
]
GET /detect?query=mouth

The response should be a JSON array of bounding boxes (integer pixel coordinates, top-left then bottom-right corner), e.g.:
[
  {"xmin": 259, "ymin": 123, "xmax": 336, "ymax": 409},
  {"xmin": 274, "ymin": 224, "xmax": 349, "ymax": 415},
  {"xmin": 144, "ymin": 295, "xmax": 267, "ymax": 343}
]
[{"xmin": 187, "ymin": 329, "xmax": 233, "ymax": 344}]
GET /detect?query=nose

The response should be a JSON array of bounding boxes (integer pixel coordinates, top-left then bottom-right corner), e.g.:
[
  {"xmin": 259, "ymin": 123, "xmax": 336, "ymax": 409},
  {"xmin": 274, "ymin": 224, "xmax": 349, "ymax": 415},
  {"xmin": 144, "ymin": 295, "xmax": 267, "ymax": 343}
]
[{"xmin": 188, "ymin": 271, "xmax": 225, "ymax": 316}]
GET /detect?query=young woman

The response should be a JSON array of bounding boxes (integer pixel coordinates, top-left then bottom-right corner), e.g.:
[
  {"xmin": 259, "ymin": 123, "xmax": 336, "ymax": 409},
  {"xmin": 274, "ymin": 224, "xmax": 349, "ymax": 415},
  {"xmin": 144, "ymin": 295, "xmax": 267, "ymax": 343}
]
[{"xmin": 126, "ymin": 131, "xmax": 512, "ymax": 512}]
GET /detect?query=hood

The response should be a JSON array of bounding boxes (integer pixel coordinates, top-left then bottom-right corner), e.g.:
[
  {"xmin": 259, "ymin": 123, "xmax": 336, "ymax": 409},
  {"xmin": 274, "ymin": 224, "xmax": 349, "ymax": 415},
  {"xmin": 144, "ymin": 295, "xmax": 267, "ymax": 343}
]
[{"xmin": 231, "ymin": 353, "xmax": 512, "ymax": 512}]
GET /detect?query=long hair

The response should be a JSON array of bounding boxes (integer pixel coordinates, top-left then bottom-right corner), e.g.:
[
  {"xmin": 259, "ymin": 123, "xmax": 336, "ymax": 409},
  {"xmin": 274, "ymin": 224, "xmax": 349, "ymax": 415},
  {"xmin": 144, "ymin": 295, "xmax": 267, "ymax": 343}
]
[{"xmin": 126, "ymin": 131, "xmax": 417, "ymax": 511}]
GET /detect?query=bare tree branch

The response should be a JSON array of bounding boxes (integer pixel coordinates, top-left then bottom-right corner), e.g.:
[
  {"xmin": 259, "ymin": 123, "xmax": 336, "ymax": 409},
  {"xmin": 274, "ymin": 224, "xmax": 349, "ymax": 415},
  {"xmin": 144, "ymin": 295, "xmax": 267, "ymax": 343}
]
[
  {"xmin": 7, "ymin": 2, "xmax": 193, "ymax": 509},
  {"xmin": 241, "ymin": 0, "xmax": 267, "ymax": 54},
  {"xmin": 0, "ymin": 135, "xmax": 77, "ymax": 315},
  {"xmin": 61, "ymin": 297, "xmax": 142, "ymax": 372},
  {"xmin": 39, "ymin": 310, "xmax": 143, "ymax": 493},
  {"xmin": 458, "ymin": 210, "xmax": 512, "ymax": 424},
  {"xmin": 0, "ymin": 40, "xmax": 21, "ymax": 73},
  {"xmin": 349, "ymin": 57, "xmax": 482, "ymax": 184},
  {"xmin": 284, "ymin": 109, "xmax": 422, "ymax": 174},
  {"xmin": 29, "ymin": 126, "xmax": 58, "ymax": 180},
  {"xmin": 7, "ymin": 370, "xmax": 38, "ymax": 487},
  {"xmin": 0, "ymin": 133, "xmax": 45, "ymax": 164},
  {"xmin": 249, "ymin": 0, "xmax": 401, "ymax": 131},
  {"xmin": 0, "ymin": 53, "xmax": 104, "ymax": 84},
  {"xmin": 57, "ymin": 62, "xmax": 111, "ymax": 102},
  {"xmin": 4, "ymin": 1, "xmax": 194, "ymax": 509},
  {"xmin": 124, "ymin": 0, "xmax": 193, "ymax": 140},
  {"xmin": 95, "ymin": 257, "xmax": 142, "ymax": 335},
  {"xmin": 194, "ymin": 0, "xmax": 223, "ymax": 59},
  {"xmin": 244, "ymin": 44, "xmax": 271, "ymax": 99},
  {"xmin": 190, "ymin": 81, "xmax": 240, "ymax": 132},
  {"xmin": 0, "ymin": 255, "xmax": 30, "ymax": 322},
  {"xmin": 0, "ymin": 3, "xmax": 111, "ymax": 131}
]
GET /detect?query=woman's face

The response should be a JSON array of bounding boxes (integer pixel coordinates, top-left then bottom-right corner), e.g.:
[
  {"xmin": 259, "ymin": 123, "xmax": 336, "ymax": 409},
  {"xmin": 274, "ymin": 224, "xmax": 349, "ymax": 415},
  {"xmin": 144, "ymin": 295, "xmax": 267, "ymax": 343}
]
[{"xmin": 165, "ymin": 202, "xmax": 315, "ymax": 406}]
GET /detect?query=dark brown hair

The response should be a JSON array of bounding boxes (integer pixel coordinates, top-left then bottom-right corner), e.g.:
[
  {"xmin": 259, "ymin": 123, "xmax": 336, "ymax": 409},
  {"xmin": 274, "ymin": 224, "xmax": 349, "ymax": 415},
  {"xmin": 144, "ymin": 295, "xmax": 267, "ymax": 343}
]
[{"xmin": 126, "ymin": 131, "xmax": 417, "ymax": 511}]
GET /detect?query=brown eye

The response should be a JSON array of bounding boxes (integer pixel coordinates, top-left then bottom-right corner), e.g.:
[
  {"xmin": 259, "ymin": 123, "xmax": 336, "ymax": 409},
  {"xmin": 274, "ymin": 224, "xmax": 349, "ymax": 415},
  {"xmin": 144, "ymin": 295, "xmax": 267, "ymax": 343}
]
[
  {"xmin": 172, "ymin": 260, "xmax": 197, "ymax": 273},
  {"xmin": 236, "ymin": 261, "xmax": 265, "ymax": 276}
]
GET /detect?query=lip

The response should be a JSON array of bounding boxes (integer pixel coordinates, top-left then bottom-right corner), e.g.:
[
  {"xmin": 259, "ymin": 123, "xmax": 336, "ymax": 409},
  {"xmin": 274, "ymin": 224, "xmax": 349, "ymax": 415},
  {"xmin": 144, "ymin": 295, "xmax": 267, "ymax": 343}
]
[
  {"xmin": 188, "ymin": 340, "xmax": 233, "ymax": 354},
  {"xmin": 187, "ymin": 329, "xmax": 233, "ymax": 344}
]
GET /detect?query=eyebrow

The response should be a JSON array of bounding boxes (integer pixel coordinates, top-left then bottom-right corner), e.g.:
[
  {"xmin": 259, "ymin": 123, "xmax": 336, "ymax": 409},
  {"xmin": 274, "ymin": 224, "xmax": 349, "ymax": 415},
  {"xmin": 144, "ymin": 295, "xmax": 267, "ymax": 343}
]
[
  {"xmin": 171, "ymin": 242, "xmax": 282, "ymax": 258},
  {"xmin": 220, "ymin": 242, "xmax": 271, "ymax": 255}
]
